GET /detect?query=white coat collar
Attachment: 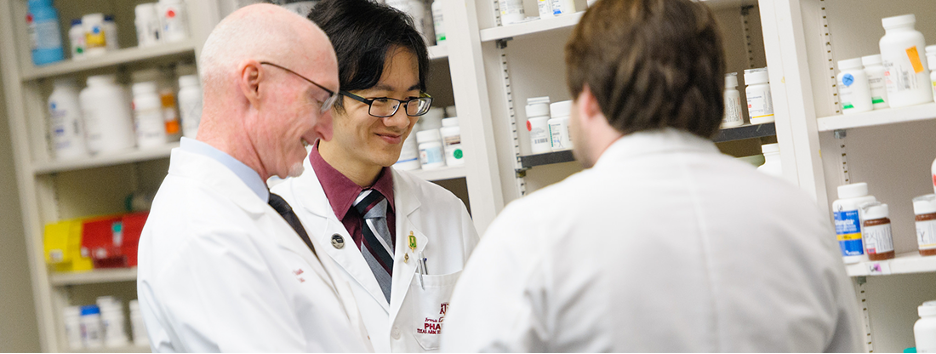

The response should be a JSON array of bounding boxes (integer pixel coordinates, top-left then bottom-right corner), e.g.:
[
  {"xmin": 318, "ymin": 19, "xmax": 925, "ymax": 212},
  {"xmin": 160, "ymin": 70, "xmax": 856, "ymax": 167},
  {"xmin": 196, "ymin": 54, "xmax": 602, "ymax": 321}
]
[
  {"xmin": 168, "ymin": 148, "xmax": 267, "ymax": 216},
  {"xmin": 594, "ymin": 128, "xmax": 720, "ymax": 169}
]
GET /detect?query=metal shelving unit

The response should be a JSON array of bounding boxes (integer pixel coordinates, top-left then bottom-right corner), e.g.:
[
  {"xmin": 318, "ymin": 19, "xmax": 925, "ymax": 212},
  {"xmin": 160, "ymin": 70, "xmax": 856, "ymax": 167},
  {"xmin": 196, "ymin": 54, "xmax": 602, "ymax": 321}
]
[
  {"xmin": 817, "ymin": 103, "xmax": 936, "ymax": 132},
  {"xmin": 32, "ymin": 143, "xmax": 178, "ymax": 175},
  {"xmin": 21, "ymin": 40, "xmax": 198, "ymax": 81}
]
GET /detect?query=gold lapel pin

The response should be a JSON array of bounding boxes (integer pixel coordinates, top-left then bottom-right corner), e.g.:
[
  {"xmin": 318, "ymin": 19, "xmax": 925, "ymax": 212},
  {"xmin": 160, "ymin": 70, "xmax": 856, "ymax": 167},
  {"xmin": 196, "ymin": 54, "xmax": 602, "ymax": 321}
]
[
  {"xmin": 408, "ymin": 231, "xmax": 417, "ymax": 252},
  {"xmin": 404, "ymin": 253, "xmax": 409, "ymax": 263}
]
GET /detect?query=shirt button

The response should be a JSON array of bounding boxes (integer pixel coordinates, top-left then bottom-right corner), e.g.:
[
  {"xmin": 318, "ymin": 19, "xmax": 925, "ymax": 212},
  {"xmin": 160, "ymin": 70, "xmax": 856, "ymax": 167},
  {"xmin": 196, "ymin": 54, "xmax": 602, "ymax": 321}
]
[{"xmin": 391, "ymin": 326, "xmax": 401, "ymax": 340}]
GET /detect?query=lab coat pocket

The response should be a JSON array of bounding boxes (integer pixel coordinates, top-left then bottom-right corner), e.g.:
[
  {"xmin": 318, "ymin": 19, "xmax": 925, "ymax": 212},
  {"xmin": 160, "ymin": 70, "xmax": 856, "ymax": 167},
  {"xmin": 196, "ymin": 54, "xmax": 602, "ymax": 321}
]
[{"xmin": 410, "ymin": 270, "xmax": 461, "ymax": 351}]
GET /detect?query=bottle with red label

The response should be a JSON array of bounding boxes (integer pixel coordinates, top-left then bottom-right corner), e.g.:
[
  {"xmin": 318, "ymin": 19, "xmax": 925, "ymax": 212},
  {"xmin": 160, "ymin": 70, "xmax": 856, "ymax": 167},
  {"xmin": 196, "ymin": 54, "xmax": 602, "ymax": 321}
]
[{"xmin": 158, "ymin": 0, "xmax": 189, "ymax": 43}]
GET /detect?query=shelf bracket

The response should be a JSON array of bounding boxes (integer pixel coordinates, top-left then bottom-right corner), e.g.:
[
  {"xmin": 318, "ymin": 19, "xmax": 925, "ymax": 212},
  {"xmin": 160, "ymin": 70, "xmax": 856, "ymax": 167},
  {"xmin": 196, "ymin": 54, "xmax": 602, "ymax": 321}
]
[
  {"xmin": 496, "ymin": 38, "xmax": 511, "ymax": 49},
  {"xmin": 514, "ymin": 168, "xmax": 528, "ymax": 178}
]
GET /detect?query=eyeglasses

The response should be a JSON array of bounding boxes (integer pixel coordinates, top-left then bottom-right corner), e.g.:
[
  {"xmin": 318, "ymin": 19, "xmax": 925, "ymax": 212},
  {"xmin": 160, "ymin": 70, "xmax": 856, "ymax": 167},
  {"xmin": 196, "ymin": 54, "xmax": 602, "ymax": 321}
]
[
  {"xmin": 339, "ymin": 90, "xmax": 433, "ymax": 118},
  {"xmin": 260, "ymin": 62, "xmax": 338, "ymax": 113}
]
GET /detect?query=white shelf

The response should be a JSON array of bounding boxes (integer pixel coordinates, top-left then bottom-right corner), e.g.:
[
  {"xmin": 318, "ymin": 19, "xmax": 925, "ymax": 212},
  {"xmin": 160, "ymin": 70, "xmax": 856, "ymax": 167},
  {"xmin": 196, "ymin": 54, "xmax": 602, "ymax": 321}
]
[
  {"xmin": 407, "ymin": 165, "xmax": 466, "ymax": 181},
  {"xmin": 428, "ymin": 44, "xmax": 448, "ymax": 60},
  {"xmin": 816, "ymin": 102, "xmax": 936, "ymax": 132},
  {"xmin": 70, "ymin": 344, "xmax": 150, "ymax": 353},
  {"xmin": 32, "ymin": 143, "xmax": 179, "ymax": 175},
  {"xmin": 844, "ymin": 252, "xmax": 936, "ymax": 277},
  {"xmin": 49, "ymin": 268, "xmax": 137, "ymax": 286},
  {"xmin": 480, "ymin": 12, "xmax": 584, "ymax": 42},
  {"xmin": 21, "ymin": 40, "xmax": 198, "ymax": 81}
]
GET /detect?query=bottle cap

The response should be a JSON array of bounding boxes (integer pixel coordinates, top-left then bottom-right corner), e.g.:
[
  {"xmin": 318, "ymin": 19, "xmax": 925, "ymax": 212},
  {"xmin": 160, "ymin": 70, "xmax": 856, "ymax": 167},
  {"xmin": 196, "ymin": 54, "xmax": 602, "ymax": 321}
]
[
  {"xmin": 63, "ymin": 306, "xmax": 81, "ymax": 318},
  {"xmin": 416, "ymin": 129, "xmax": 441, "ymax": 144},
  {"xmin": 881, "ymin": 14, "xmax": 915, "ymax": 29},
  {"xmin": 80, "ymin": 305, "xmax": 101, "ymax": 316},
  {"xmin": 550, "ymin": 100, "xmax": 572, "ymax": 118},
  {"xmin": 861, "ymin": 54, "xmax": 882, "ymax": 67},
  {"xmin": 920, "ymin": 300, "xmax": 936, "ymax": 317},
  {"xmin": 838, "ymin": 58, "xmax": 863, "ymax": 71},
  {"xmin": 526, "ymin": 97, "xmax": 551, "ymax": 117},
  {"xmin": 913, "ymin": 194, "xmax": 936, "ymax": 215},
  {"xmin": 744, "ymin": 68, "xmax": 769, "ymax": 85},
  {"xmin": 178, "ymin": 75, "xmax": 199, "ymax": 88},
  {"xmin": 441, "ymin": 117, "xmax": 458, "ymax": 127},
  {"xmin": 837, "ymin": 182, "xmax": 869, "ymax": 199},
  {"xmin": 725, "ymin": 72, "xmax": 738, "ymax": 88},
  {"xmin": 86, "ymin": 74, "xmax": 117, "ymax": 86},
  {"xmin": 861, "ymin": 202, "xmax": 888, "ymax": 220},
  {"xmin": 760, "ymin": 143, "xmax": 779, "ymax": 154},
  {"xmin": 135, "ymin": 3, "xmax": 158, "ymax": 18},
  {"xmin": 132, "ymin": 81, "xmax": 158, "ymax": 96},
  {"xmin": 927, "ymin": 54, "xmax": 936, "ymax": 71},
  {"xmin": 104, "ymin": 14, "xmax": 115, "ymax": 22},
  {"xmin": 445, "ymin": 105, "xmax": 457, "ymax": 118},
  {"xmin": 70, "ymin": 19, "xmax": 82, "ymax": 26}
]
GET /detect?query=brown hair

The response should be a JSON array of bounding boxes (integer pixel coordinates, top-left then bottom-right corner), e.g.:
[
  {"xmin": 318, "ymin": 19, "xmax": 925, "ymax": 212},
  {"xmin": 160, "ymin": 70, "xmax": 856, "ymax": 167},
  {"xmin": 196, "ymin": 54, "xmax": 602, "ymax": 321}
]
[{"xmin": 565, "ymin": 0, "xmax": 726, "ymax": 139}]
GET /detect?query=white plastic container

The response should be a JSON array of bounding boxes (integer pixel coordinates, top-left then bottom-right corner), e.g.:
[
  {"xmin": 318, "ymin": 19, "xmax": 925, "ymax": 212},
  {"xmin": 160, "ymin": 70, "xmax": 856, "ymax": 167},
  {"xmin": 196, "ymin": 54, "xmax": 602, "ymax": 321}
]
[
  {"xmin": 526, "ymin": 96, "xmax": 552, "ymax": 154},
  {"xmin": 68, "ymin": 19, "xmax": 86, "ymax": 60},
  {"xmin": 756, "ymin": 143, "xmax": 782, "ymax": 177},
  {"xmin": 395, "ymin": 128, "xmax": 422, "ymax": 171},
  {"xmin": 837, "ymin": 58, "xmax": 873, "ymax": 114},
  {"xmin": 79, "ymin": 75, "xmax": 136, "ymax": 154},
  {"xmin": 158, "ymin": 0, "xmax": 190, "ymax": 42},
  {"xmin": 431, "ymin": 0, "xmax": 445, "ymax": 43},
  {"xmin": 879, "ymin": 14, "xmax": 932, "ymax": 108},
  {"xmin": 551, "ymin": 0, "xmax": 576, "ymax": 16},
  {"xmin": 80, "ymin": 305, "xmax": 103, "ymax": 348},
  {"xmin": 744, "ymin": 67, "xmax": 774, "ymax": 124},
  {"xmin": 97, "ymin": 299, "xmax": 128, "ymax": 348},
  {"xmin": 548, "ymin": 100, "xmax": 573, "ymax": 151},
  {"xmin": 103, "ymin": 15, "xmax": 118, "ymax": 50},
  {"xmin": 135, "ymin": 3, "xmax": 162, "ymax": 48},
  {"xmin": 538, "ymin": 0, "xmax": 554, "ymax": 18},
  {"xmin": 178, "ymin": 75, "xmax": 203, "ymax": 139},
  {"xmin": 722, "ymin": 72, "xmax": 743, "ymax": 128},
  {"xmin": 417, "ymin": 129, "xmax": 446, "ymax": 170},
  {"xmin": 927, "ymin": 45, "xmax": 936, "ymax": 101},
  {"xmin": 48, "ymin": 78, "xmax": 88, "ymax": 160},
  {"xmin": 916, "ymin": 300, "xmax": 936, "ymax": 352},
  {"xmin": 132, "ymin": 81, "xmax": 168, "ymax": 148},
  {"xmin": 129, "ymin": 300, "xmax": 149, "ymax": 347},
  {"xmin": 82, "ymin": 13, "xmax": 107, "ymax": 56},
  {"xmin": 862, "ymin": 54, "xmax": 890, "ymax": 109},
  {"xmin": 440, "ymin": 117, "xmax": 464, "ymax": 166},
  {"xmin": 63, "ymin": 306, "xmax": 83, "ymax": 350},
  {"xmin": 498, "ymin": 0, "xmax": 525, "ymax": 25},
  {"xmin": 833, "ymin": 183, "xmax": 876, "ymax": 263}
]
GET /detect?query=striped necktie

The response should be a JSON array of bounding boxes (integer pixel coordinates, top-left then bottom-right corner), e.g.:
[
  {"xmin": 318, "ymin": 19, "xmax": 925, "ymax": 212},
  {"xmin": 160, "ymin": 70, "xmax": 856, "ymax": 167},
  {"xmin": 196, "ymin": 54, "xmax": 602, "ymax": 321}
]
[{"xmin": 353, "ymin": 189, "xmax": 393, "ymax": 303}]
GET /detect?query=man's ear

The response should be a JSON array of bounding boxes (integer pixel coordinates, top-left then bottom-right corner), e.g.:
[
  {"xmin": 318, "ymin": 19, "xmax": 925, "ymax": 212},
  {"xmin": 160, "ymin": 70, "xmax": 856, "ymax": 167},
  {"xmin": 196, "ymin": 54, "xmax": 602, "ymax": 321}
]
[
  {"xmin": 576, "ymin": 85, "xmax": 603, "ymax": 123},
  {"xmin": 238, "ymin": 60, "xmax": 263, "ymax": 109}
]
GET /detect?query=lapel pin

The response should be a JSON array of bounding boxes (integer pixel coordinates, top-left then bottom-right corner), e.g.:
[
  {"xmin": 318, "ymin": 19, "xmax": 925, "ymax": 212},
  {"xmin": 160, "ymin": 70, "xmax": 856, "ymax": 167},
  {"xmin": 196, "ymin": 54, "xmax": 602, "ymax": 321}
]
[
  {"xmin": 408, "ymin": 231, "xmax": 417, "ymax": 252},
  {"xmin": 331, "ymin": 234, "xmax": 344, "ymax": 249},
  {"xmin": 404, "ymin": 253, "xmax": 409, "ymax": 263}
]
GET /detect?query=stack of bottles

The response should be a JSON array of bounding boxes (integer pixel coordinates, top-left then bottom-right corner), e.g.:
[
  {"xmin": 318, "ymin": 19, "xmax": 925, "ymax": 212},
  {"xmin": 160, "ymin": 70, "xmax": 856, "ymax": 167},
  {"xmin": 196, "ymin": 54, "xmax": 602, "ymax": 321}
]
[
  {"xmin": 496, "ymin": 0, "xmax": 597, "ymax": 26},
  {"xmin": 43, "ymin": 212, "xmax": 149, "ymax": 272},
  {"xmin": 523, "ymin": 96, "xmax": 575, "ymax": 154},
  {"xmin": 62, "ymin": 297, "xmax": 149, "ymax": 350},
  {"xmin": 395, "ymin": 106, "xmax": 463, "ymax": 171},
  {"xmin": 383, "ymin": 0, "xmax": 446, "ymax": 46},
  {"xmin": 47, "ymin": 65, "xmax": 204, "ymax": 160}
]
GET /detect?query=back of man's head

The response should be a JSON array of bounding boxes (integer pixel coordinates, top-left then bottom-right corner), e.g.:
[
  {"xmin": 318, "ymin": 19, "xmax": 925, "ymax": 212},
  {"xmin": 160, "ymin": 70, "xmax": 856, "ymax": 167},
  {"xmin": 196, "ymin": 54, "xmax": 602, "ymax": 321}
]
[{"xmin": 565, "ymin": 0, "xmax": 726, "ymax": 139}]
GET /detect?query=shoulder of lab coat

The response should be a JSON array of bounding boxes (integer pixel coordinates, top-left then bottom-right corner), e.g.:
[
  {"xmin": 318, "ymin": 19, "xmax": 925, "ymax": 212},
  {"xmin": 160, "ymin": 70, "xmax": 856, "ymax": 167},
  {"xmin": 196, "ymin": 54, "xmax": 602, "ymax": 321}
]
[{"xmin": 441, "ymin": 130, "xmax": 862, "ymax": 352}]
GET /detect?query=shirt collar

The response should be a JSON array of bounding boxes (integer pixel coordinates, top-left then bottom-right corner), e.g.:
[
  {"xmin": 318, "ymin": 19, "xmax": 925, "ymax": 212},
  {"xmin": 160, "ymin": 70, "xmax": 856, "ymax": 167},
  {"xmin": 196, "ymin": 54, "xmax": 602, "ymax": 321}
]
[
  {"xmin": 308, "ymin": 142, "xmax": 395, "ymax": 220},
  {"xmin": 180, "ymin": 137, "xmax": 270, "ymax": 202},
  {"xmin": 594, "ymin": 128, "xmax": 720, "ymax": 169}
]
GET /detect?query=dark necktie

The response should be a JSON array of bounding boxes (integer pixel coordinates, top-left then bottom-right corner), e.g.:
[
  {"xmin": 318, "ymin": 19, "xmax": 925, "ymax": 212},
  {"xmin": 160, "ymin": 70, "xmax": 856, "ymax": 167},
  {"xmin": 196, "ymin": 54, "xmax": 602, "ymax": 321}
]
[
  {"xmin": 351, "ymin": 189, "xmax": 393, "ymax": 303},
  {"xmin": 268, "ymin": 192, "xmax": 317, "ymax": 257}
]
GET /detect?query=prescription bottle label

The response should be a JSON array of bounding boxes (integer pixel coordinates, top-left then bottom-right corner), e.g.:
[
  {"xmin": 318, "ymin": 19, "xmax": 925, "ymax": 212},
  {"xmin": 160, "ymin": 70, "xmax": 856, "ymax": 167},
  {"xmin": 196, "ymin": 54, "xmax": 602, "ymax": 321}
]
[
  {"xmin": 863, "ymin": 223, "xmax": 894, "ymax": 254},
  {"xmin": 917, "ymin": 219, "xmax": 936, "ymax": 251},
  {"xmin": 746, "ymin": 91, "xmax": 774, "ymax": 119},
  {"xmin": 834, "ymin": 210, "xmax": 864, "ymax": 257}
]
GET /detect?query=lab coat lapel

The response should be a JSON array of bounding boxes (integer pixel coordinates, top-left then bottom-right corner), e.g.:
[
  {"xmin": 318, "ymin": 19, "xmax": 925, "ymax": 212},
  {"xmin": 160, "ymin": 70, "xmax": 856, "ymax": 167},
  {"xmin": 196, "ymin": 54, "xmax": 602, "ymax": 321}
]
[{"xmin": 389, "ymin": 170, "xmax": 428, "ymax": 323}]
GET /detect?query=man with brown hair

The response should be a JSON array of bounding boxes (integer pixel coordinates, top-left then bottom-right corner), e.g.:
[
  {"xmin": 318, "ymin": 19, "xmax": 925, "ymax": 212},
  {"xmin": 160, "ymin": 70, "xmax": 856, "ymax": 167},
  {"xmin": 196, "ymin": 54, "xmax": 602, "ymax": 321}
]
[{"xmin": 440, "ymin": 0, "xmax": 862, "ymax": 351}]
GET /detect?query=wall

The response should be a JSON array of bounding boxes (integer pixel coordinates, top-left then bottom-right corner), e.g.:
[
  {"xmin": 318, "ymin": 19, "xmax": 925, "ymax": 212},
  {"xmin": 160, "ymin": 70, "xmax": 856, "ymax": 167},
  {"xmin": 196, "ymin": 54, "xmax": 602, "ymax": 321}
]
[{"xmin": 0, "ymin": 57, "xmax": 41, "ymax": 352}]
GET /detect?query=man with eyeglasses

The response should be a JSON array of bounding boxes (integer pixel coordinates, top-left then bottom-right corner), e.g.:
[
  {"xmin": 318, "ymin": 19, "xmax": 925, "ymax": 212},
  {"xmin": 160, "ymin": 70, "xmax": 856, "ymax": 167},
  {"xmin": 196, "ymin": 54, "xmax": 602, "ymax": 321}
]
[
  {"xmin": 137, "ymin": 4, "xmax": 373, "ymax": 352},
  {"xmin": 270, "ymin": 0, "xmax": 479, "ymax": 352}
]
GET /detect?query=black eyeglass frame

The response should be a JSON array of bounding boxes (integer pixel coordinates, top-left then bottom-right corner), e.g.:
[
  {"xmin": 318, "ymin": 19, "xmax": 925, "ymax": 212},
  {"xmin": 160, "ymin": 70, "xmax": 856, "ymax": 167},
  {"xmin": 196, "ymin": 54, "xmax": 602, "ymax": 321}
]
[
  {"xmin": 339, "ymin": 90, "xmax": 434, "ymax": 118},
  {"xmin": 259, "ymin": 61, "xmax": 338, "ymax": 114}
]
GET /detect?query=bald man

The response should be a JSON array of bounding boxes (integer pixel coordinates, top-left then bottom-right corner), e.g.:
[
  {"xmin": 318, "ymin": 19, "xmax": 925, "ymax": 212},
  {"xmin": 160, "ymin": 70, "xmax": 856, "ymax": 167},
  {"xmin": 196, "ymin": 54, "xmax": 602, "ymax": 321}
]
[{"xmin": 136, "ymin": 4, "xmax": 372, "ymax": 352}]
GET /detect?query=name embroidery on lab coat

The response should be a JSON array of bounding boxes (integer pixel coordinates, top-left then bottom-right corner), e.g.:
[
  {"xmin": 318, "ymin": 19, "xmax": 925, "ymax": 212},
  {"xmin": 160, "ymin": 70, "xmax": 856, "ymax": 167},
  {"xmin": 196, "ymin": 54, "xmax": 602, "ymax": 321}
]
[
  {"xmin": 417, "ymin": 302, "xmax": 448, "ymax": 335},
  {"xmin": 294, "ymin": 268, "xmax": 305, "ymax": 283}
]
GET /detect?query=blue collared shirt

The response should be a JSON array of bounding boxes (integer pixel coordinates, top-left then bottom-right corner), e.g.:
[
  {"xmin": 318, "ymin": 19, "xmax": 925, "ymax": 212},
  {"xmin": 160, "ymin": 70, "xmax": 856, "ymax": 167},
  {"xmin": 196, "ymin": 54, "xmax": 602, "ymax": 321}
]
[{"xmin": 179, "ymin": 137, "xmax": 270, "ymax": 203}]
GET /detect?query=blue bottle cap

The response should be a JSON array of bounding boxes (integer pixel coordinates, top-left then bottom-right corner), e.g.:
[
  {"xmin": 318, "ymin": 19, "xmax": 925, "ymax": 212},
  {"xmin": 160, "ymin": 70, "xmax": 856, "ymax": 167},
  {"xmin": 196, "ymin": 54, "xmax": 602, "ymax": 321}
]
[
  {"xmin": 104, "ymin": 15, "xmax": 114, "ymax": 22},
  {"xmin": 79, "ymin": 305, "xmax": 100, "ymax": 316},
  {"xmin": 70, "ymin": 19, "xmax": 81, "ymax": 26}
]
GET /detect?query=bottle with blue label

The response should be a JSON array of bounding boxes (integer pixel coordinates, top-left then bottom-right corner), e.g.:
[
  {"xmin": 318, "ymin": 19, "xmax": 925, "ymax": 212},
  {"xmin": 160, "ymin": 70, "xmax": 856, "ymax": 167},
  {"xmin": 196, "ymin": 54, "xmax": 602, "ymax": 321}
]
[
  {"xmin": 833, "ymin": 183, "xmax": 876, "ymax": 264},
  {"xmin": 27, "ymin": 0, "xmax": 65, "ymax": 65}
]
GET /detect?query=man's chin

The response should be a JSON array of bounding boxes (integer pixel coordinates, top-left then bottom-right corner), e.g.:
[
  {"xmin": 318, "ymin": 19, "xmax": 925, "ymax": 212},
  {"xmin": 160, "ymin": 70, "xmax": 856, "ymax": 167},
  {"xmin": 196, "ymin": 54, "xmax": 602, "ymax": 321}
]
[{"xmin": 288, "ymin": 162, "xmax": 305, "ymax": 178}]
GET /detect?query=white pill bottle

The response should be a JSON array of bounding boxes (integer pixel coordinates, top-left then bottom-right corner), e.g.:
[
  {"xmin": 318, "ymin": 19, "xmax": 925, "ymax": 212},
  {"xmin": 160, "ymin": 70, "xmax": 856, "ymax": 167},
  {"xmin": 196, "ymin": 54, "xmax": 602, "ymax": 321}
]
[
  {"xmin": 879, "ymin": 14, "xmax": 932, "ymax": 108},
  {"xmin": 915, "ymin": 301, "xmax": 936, "ymax": 353},
  {"xmin": 837, "ymin": 58, "xmax": 873, "ymax": 114},
  {"xmin": 722, "ymin": 72, "xmax": 743, "ymax": 128}
]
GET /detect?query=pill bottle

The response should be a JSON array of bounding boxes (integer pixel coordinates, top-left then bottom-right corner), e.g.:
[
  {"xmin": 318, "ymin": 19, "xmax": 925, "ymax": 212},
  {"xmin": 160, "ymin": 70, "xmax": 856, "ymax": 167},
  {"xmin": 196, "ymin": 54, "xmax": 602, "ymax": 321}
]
[
  {"xmin": 158, "ymin": 72, "xmax": 181, "ymax": 141},
  {"xmin": 68, "ymin": 19, "xmax": 86, "ymax": 60},
  {"xmin": 860, "ymin": 201, "xmax": 895, "ymax": 261},
  {"xmin": 538, "ymin": 0, "xmax": 554, "ymax": 18},
  {"xmin": 63, "ymin": 306, "xmax": 83, "ymax": 350},
  {"xmin": 440, "ymin": 117, "xmax": 464, "ymax": 166},
  {"xmin": 103, "ymin": 15, "xmax": 118, "ymax": 51},
  {"xmin": 395, "ymin": 128, "xmax": 422, "ymax": 171},
  {"xmin": 916, "ymin": 301, "xmax": 936, "ymax": 353},
  {"xmin": 82, "ymin": 13, "xmax": 107, "ymax": 56},
  {"xmin": 526, "ymin": 96, "xmax": 552, "ymax": 154},
  {"xmin": 97, "ymin": 299, "xmax": 128, "ymax": 348},
  {"xmin": 914, "ymin": 194, "xmax": 936, "ymax": 257},
  {"xmin": 129, "ymin": 300, "xmax": 150, "ymax": 347},
  {"xmin": 158, "ymin": 0, "xmax": 190, "ymax": 42},
  {"xmin": 548, "ymin": 100, "xmax": 573, "ymax": 151},
  {"xmin": 756, "ymin": 143, "xmax": 782, "ymax": 177},
  {"xmin": 27, "ymin": 0, "xmax": 65, "ymax": 65},
  {"xmin": 445, "ymin": 105, "xmax": 456, "ymax": 118},
  {"xmin": 722, "ymin": 72, "xmax": 743, "ymax": 128},
  {"xmin": 837, "ymin": 58, "xmax": 874, "ymax": 114},
  {"xmin": 926, "ymin": 45, "xmax": 936, "ymax": 101},
  {"xmin": 48, "ymin": 78, "xmax": 88, "ymax": 160},
  {"xmin": 417, "ymin": 129, "xmax": 446, "ymax": 170},
  {"xmin": 132, "ymin": 82, "xmax": 168, "ymax": 148},
  {"xmin": 551, "ymin": 0, "xmax": 576, "ymax": 16},
  {"xmin": 861, "ymin": 54, "xmax": 890, "ymax": 109},
  {"xmin": 833, "ymin": 183, "xmax": 876, "ymax": 263},
  {"xmin": 178, "ymin": 75, "xmax": 203, "ymax": 139},
  {"xmin": 135, "ymin": 3, "xmax": 162, "ymax": 48},
  {"xmin": 498, "ymin": 0, "xmax": 525, "ymax": 25},
  {"xmin": 79, "ymin": 75, "xmax": 136, "ymax": 154},
  {"xmin": 879, "ymin": 14, "xmax": 932, "ymax": 108},
  {"xmin": 744, "ymin": 67, "xmax": 774, "ymax": 124},
  {"xmin": 80, "ymin": 305, "xmax": 103, "ymax": 348},
  {"xmin": 431, "ymin": 0, "xmax": 445, "ymax": 43}
]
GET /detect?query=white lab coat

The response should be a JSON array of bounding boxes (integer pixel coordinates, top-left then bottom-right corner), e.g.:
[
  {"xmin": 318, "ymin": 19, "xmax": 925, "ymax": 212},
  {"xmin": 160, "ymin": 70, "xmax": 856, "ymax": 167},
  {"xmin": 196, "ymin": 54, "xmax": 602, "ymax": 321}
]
[
  {"xmin": 137, "ymin": 148, "xmax": 373, "ymax": 352},
  {"xmin": 441, "ymin": 129, "xmax": 863, "ymax": 352},
  {"xmin": 271, "ymin": 159, "xmax": 479, "ymax": 352}
]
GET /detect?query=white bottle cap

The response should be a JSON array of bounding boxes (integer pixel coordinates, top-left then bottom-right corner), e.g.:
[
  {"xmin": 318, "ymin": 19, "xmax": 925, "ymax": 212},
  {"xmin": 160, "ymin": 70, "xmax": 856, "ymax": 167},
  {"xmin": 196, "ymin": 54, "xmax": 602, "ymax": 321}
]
[
  {"xmin": 920, "ymin": 300, "xmax": 936, "ymax": 317},
  {"xmin": 445, "ymin": 105, "xmax": 457, "ymax": 118},
  {"xmin": 416, "ymin": 129, "xmax": 441, "ymax": 144},
  {"xmin": 725, "ymin": 72, "xmax": 738, "ymax": 88},
  {"xmin": 861, "ymin": 202, "xmax": 888, "ymax": 220},
  {"xmin": 441, "ymin": 117, "xmax": 458, "ymax": 127},
  {"xmin": 927, "ymin": 45, "xmax": 936, "ymax": 55},
  {"xmin": 135, "ymin": 3, "xmax": 158, "ymax": 19},
  {"xmin": 526, "ymin": 96, "xmax": 551, "ymax": 117},
  {"xmin": 861, "ymin": 54, "xmax": 882, "ymax": 67},
  {"xmin": 129, "ymin": 300, "xmax": 140, "ymax": 312},
  {"xmin": 550, "ymin": 100, "xmax": 572, "ymax": 118},
  {"xmin": 87, "ymin": 74, "xmax": 117, "ymax": 86},
  {"xmin": 744, "ymin": 68, "xmax": 769, "ymax": 85},
  {"xmin": 178, "ymin": 75, "xmax": 199, "ymax": 88},
  {"xmin": 927, "ymin": 54, "xmax": 936, "ymax": 71},
  {"xmin": 760, "ymin": 143, "xmax": 779, "ymax": 154},
  {"xmin": 132, "ymin": 81, "xmax": 158, "ymax": 96},
  {"xmin": 913, "ymin": 194, "xmax": 936, "ymax": 215},
  {"xmin": 837, "ymin": 182, "xmax": 869, "ymax": 199},
  {"xmin": 881, "ymin": 14, "xmax": 915, "ymax": 29},
  {"xmin": 63, "ymin": 306, "xmax": 81, "ymax": 318},
  {"xmin": 837, "ymin": 58, "xmax": 863, "ymax": 71}
]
